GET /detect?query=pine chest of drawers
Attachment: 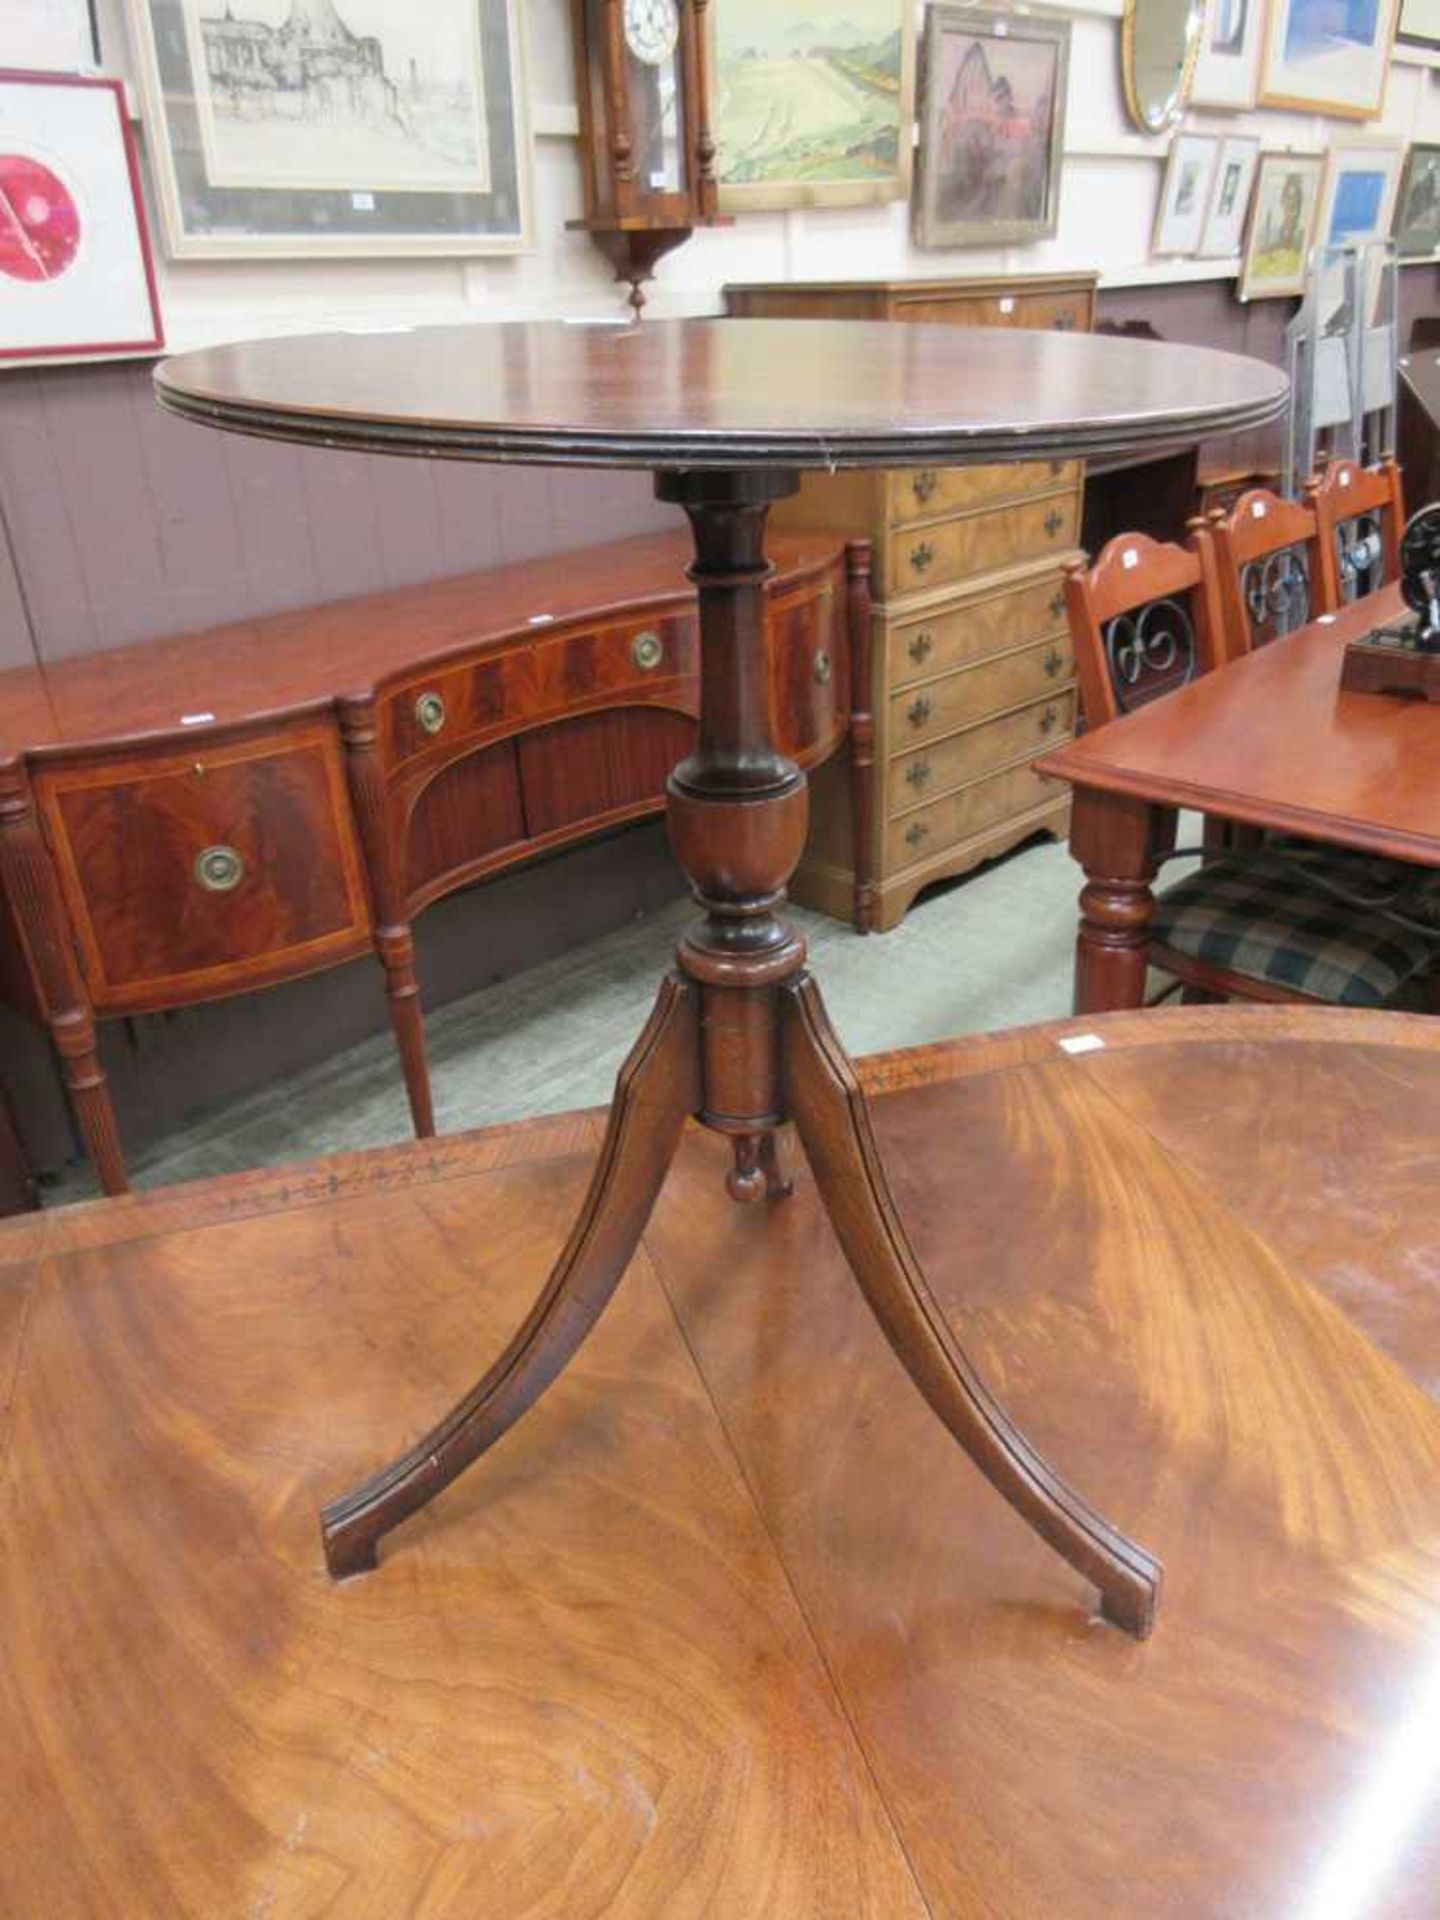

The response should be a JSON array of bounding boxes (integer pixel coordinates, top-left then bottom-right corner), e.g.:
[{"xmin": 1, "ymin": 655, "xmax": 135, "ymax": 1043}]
[{"xmin": 723, "ymin": 273, "xmax": 1095, "ymax": 931}]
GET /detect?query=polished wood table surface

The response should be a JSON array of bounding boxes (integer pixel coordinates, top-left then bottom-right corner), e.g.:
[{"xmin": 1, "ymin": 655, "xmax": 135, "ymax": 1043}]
[
  {"xmin": 1038, "ymin": 582, "xmax": 1440, "ymax": 1011},
  {"xmin": 154, "ymin": 318, "xmax": 1286, "ymax": 1636},
  {"xmin": 7, "ymin": 1007, "xmax": 1440, "ymax": 1915}
]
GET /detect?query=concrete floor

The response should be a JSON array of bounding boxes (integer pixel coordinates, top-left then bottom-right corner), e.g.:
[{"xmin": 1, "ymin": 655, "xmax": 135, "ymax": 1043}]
[{"xmin": 50, "ymin": 828, "xmax": 1119, "ymax": 1203}]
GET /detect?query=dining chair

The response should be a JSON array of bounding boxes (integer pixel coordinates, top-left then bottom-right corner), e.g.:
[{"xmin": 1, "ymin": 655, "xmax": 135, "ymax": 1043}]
[
  {"xmin": 1306, "ymin": 456, "xmax": 1405, "ymax": 609},
  {"xmin": 1062, "ymin": 530, "xmax": 1436, "ymax": 1008},
  {"xmin": 1205, "ymin": 487, "xmax": 1326, "ymax": 658}
]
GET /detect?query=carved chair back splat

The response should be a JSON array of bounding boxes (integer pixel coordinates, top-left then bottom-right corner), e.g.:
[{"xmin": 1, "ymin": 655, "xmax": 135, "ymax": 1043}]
[
  {"xmin": 1064, "ymin": 529, "xmax": 1226, "ymax": 729},
  {"xmin": 1206, "ymin": 488, "xmax": 1324, "ymax": 658},
  {"xmin": 1306, "ymin": 456, "xmax": 1405, "ymax": 610}
]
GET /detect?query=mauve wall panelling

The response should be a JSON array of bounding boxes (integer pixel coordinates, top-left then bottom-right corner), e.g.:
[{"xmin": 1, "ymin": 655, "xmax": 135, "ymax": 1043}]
[
  {"xmin": 0, "ymin": 500, "xmax": 34, "ymax": 672},
  {"xmin": 0, "ymin": 360, "xmax": 679, "ymax": 661}
]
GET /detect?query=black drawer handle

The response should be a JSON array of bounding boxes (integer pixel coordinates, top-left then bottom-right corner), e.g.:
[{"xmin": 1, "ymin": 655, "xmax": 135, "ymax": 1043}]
[
  {"xmin": 1049, "ymin": 590, "xmax": 1066, "ymax": 621},
  {"xmin": 1038, "ymin": 705, "xmax": 1060, "ymax": 735},
  {"xmin": 1054, "ymin": 313, "xmax": 1077, "ymax": 332},
  {"xmin": 905, "ymin": 759, "xmax": 932, "ymax": 789},
  {"xmin": 907, "ymin": 629, "xmax": 934, "ymax": 665},
  {"xmin": 1044, "ymin": 510, "xmax": 1064, "ymax": 539},
  {"xmin": 1049, "ymin": 459, "xmax": 1065, "ymax": 477},
  {"xmin": 905, "ymin": 822, "xmax": 930, "ymax": 849},
  {"xmin": 909, "ymin": 541, "xmax": 935, "ymax": 575},
  {"xmin": 906, "ymin": 695, "xmax": 933, "ymax": 728},
  {"xmin": 912, "ymin": 469, "xmax": 938, "ymax": 505},
  {"xmin": 1044, "ymin": 646, "xmax": 1065, "ymax": 679}
]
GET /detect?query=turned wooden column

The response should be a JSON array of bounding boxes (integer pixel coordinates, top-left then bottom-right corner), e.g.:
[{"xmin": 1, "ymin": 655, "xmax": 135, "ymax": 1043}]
[
  {"xmin": 1068, "ymin": 787, "xmax": 1159, "ymax": 1015},
  {"xmin": 338, "ymin": 696, "xmax": 436, "ymax": 1139},
  {"xmin": 0, "ymin": 761, "xmax": 126, "ymax": 1194},
  {"xmin": 657, "ymin": 468, "xmax": 806, "ymax": 1201}
]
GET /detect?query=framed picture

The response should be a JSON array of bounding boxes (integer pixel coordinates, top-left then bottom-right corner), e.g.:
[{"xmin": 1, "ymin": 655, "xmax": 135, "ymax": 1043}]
[
  {"xmin": 0, "ymin": 71, "xmax": 163, "ymax": 364},
  {"xmin": 1238, "ymin": 151, "xmax": 1323, "ymax": 299},
  {"xmin": 1153, "ymin": 132, "xmax": 1219, "ymax": 257},
  {"xmin": 0, "ymin": 0, "xmax": 100, "ymax": 69},
  {"xmin": 124, "ymin": 0, "xmax": 531, "ymax": 258},
  {"xmin": 913, "ymin": 5, "xmax": 1069, "ymax": 250},
  {"xmin": 711, "ymin": 0, "xmax": 915, "ymax": 212},
  {"xmin": 1397, "ymin": 0, "xmax": 1440, "ymax": 49},
  {"xmin": 1259, "ymin": 0, "xmax": 1399, "ymax": 120},
  {"xmin": 1393, "ymin": 142, "xmax": 1440, "ymax": 255},
  {"xmin": 1189, "ymin": 0, "xmax": 1264, "ymax": 111},
  {"xmin": 1317, "ymin": 139, "xmax": 1404, "ymax": 250},
  {"xmin": 1199, "ymin": 134, "xmax": 1260, "ymax": 256}
]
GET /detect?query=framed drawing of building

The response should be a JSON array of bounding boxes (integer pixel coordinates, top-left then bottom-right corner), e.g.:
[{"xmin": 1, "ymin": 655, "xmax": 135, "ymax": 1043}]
[
  {"xmin": 914, "ymin": 5, "xmax": 1069, "ymax": 249},
  {"xmin": 125, "ymin": 0, "xmax": 531, "ymax": 257},
  {"xmin": 711, "ymin": 0, "xmax": 915, "ymax": 211}
]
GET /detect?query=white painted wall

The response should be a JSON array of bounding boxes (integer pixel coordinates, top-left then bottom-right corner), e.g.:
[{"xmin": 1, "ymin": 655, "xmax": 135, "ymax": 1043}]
[{"xmin": 96, "ymin": 0, "xmax": 1440, "ymax": 349}]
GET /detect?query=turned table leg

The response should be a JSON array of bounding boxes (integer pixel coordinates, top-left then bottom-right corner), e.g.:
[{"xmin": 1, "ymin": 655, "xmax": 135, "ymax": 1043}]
[
  {"xmin": 1068, "ymin": 787, "xmax": 1159, "ymax": 1016},
  {"xmin": 321, "ymin": 469, "xmax": 1160, "ymax": 1638}
]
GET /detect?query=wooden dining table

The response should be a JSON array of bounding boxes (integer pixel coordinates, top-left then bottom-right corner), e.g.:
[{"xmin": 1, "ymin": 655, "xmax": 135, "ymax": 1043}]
[
  {"xmin": 7, "ymin": 1004, "xmax": 1440, "ymax": 1915},
  {"xmin": 1038, "ymin": 581, "xmax": 1440, "ymax": 1012}
]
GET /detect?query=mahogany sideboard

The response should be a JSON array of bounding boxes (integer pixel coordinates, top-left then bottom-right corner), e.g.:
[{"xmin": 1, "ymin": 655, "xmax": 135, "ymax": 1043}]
[
  {"xmin": 723, "ymin": 274, "xmax": 1094, "ymax": 930},
  {"xmin": 0, "ymin": 529, "xmax": 863, "ymax": 1196}
]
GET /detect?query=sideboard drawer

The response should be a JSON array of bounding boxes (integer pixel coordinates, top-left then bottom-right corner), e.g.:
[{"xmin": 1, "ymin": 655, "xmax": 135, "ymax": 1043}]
[
  {"xmin": 37, "ymin": 728, "xmax": 369, "ymax": 1013},
  {"xmin": 885, "ymin": 759, "xmax": 1060, "ymax": 872},
  {"xmin": 890, "ymin": 635, "xmax": 1075, "ymax": 749},
  {"xmin": 888, "ymin": 566, "xmax": 1070, "ymax": 689},
  {"xmin": 888, "ymin": 693, "xmax": 1075, "ymax": 815},
  {"xmin": 894, "ymin": 290, "xmax": 1092, "ymax": 333},
  {"xmin": 886, "ymin": 460, "xmax": 1079, "ymax": 528},
  {"xmin": 770, "ymin": 576, "xmax": 846, "ymax": 762},
  {"xmin": 884, "ymin": 490, "xmax": 1079, "ymax": 598}
]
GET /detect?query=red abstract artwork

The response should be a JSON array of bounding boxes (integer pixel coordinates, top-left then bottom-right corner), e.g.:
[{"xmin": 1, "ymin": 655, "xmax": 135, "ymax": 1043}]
[{"xmin": 0, "ymin": 155, "xmax": 81, "ymax": 282}]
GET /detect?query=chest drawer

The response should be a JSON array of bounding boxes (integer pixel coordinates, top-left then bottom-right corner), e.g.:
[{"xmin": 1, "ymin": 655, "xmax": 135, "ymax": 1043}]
[
  {"xmin": 383, "ymin": 608, "xmax": 699, "ymax": 771},
  {"xmin": 886, "ymin": 460, "xmax": 1079, "ymax": 528},
  {"xmin": 769, "ymin": 575, "xmax": 846, "ymax": 762},
  {"xmin": 894, "ymin": 290, "xmax": 1092, "ymax": 333},
  {"xmin": 888, "ymin": 693, "xmax": 1074, "ymax": 816},
  {"xmin": 890, "ymin": 634, "xmax": 1074, "ymax": 750},
  {"xmin": 884, "ymin": 490, "xmax": 1079, "ymax": 599},
  {"xmin": 36, "ymin": 726, "xmax": 369, "ymax": 1014},
  {"xmin": 886, "ymin": 757, "xmax": 1061, "ymax": 871},
  {"xmin": 888, "ymin": 566, "xmax": 1070, "ymax": 689}
]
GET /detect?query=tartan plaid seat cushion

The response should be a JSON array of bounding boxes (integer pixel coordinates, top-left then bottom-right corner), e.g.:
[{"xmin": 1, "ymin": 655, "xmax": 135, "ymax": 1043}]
[{"xmin": 1153, "ymin": 855, "xmax": 1435, "ymax": 1006}]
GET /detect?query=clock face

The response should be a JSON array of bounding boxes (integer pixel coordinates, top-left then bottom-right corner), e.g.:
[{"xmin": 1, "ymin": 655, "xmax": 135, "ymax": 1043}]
[{"xmin": 624, "ymin": 0, "xmax": 680, "ymax": 66}]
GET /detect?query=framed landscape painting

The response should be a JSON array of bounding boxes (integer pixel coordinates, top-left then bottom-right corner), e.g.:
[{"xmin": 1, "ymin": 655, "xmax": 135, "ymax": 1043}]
[
  {"xmin": 711, "ymin": 0, "xmax": 915, "ymax": 211},
  {"xmin": 1317, "ymin": 139, "xmax": 1404, "ymax": 251},
  {"xmin": 0, "ymin": 71, "xmax": 163, "ymax": 363},
  {"xmin": 1259, "ymin": 0, "xmax": 1399, "ymax": 119},
  {"xmin": 1392, "ymin": 142, "xmax": 1440, "ymax": 254},
  {"xmin": 914, "ymin": 6, "xmax": 1069, "ymax": 249},
  {"xmin": 1237, "ymin": 150, "xmax": 1323, "ymax": 299},
  {"xmin": 125, "ymin": 0, "xmax": 531, "ymax": 257}
]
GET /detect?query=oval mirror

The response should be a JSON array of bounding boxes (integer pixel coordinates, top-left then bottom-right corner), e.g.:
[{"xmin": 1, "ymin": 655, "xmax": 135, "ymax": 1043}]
[{"xmin": 1122, "ymin": 0, "xmax": 1204, "ymax": 133}]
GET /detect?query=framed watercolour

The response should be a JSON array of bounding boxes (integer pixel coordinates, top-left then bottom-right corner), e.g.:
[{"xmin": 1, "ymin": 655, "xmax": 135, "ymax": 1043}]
[
  {"xmin": 711, "ymin": 0, "xmax": 915, "ymax": 211},
  {"xmin": 1393, "ymin": 142, "xmax": 1440, "ymax": 254},
  {"xmin": 913, "ymin": 5, "xmax": 1069, "ymax": 249},
  {"xmin": 124, "ymin": 0, "xmax": 532, "ymax": 258},
  {"xmin": 0, "ymin": 1, "xmax": 100, "ymax": 70},
  {"xmin": 1189, "ymin": 0, "xmax": 1264, "ymax": 110},
  {"xmin": 1397, "ymin": 0, "xmax": 1440, "ymax": 49},
  {"xmin": 1317, "ymin": 139, "xmax": 1404, "ymax": 251},
  {"xmin": 1153, "ymin": 132, "xmax": 1219, "ymax": 256},
  {"xmin": 1238, "ymin": 151, "xmax": 1323, "ymax": 300},
  {"xmin": 1199, "ymin": 134, "xmax": 1260, "ymax": 256},
  {"xmin": 0, "ymin": 71, "xmax": 163, "ymax": 364},
  {"xmin": 1258, "ymin": 0, "xmax": 1399, "ymax": 120}
]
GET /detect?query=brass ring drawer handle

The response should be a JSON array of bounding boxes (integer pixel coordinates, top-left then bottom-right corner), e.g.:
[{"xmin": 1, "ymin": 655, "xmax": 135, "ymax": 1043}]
[
  {"xmin": 905, "ymin": 822, "xmax": 930, "ymax": 849},
  {"xmin": 912, "ymin": 469, "xmax": 938, "ymax": 504},
  {"xmin": 1038, "ymin": 705, "xmax": 1060, "ymax": 735},
  {"xmin": 907, "ymin": 630, "xmax": 934, "ymax": 666},
  {"xmin": 194, "ymin": 844, "xmax": 244, "ymax": 893},
  {"xmin": 414, "ymin": 690, "xmax": 446, "ymax": 736},
  {"xmin": 1044, "ymin": 646, "xmax": 1065, "ymax": 678},
  {"xmin": 905, "ymin": 759, "xmax": 931, "ymax": 789},
  {"xmin": 1044, "ymin": 510, "xmax": 1064, "ymax": 538},
  {"xmin": 909, "ymin": 541, "xmax": 935, "ymax": 575},
  {"xmin": 813, "ymin": 648, "xmax": 832, "ymax": 685},
  {"xmin": 906, "ymin": 695, "xmax": 933, "ymax": 728},
  {"xmin": 631, "ymin": 629, "xmax": 664, "ymax": 672}
]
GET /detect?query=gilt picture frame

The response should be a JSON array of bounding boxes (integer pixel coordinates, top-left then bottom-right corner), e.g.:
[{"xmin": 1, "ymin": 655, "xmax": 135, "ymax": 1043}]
[
  {"xmin": 124, "ymin": 0, "xmax": 532, "ymax": 258},
  {"xmin": 710, "ymin": 0, "xmax": 916, "ymax": 212},
  {"xmin": 914, "ymin": 5, "xmax": 1069, "ymax": 250},
  {"xmin": 1258, "ymin": 0, "xmax": 1399, "ymax": 120},
  {"xmin": 1237, "ymin": 150, "xmax": 1323, "ymax": 300}
]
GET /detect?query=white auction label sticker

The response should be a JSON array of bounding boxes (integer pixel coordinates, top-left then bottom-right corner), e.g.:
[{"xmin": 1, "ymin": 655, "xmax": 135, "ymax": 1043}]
[{"xmin": 1057, "ymin": 1033, "xmax": 1106, "ymax": 1056}]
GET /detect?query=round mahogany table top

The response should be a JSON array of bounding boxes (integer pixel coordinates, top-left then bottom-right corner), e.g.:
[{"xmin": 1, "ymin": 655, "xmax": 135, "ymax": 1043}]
[{"xmin": 155, "ymin": 317, "xmax": 1288, "ymax": 470}]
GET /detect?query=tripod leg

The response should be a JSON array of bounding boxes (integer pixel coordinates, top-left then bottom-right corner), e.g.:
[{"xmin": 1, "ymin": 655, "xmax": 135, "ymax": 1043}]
[
  {"xmin": 780, "ymin": 976, "xmax": 1161, "ymax": 1638},
  {"xmin": 322, "ymin": 973, "xmax": 700, "ymax": 1579}
]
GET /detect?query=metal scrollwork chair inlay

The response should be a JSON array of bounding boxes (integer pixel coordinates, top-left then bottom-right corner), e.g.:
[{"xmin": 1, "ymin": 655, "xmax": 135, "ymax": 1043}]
[
  {"xmin": 1334, "ymin": 513, "xmax": 1385, "ymax": 604},
  {"xmin": 1241, "ymin": 545, "xmax": 1311, "ymax": 641},
  {"xmin": 1103, "ymin": 596, "xmax": 1197, "ymax": 713}
]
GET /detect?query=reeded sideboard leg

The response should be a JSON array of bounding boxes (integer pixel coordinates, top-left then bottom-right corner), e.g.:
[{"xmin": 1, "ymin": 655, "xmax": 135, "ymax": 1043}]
[{"xmin": 0, "ymin": 762, "xmax": 127, "ymax": 1195}]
